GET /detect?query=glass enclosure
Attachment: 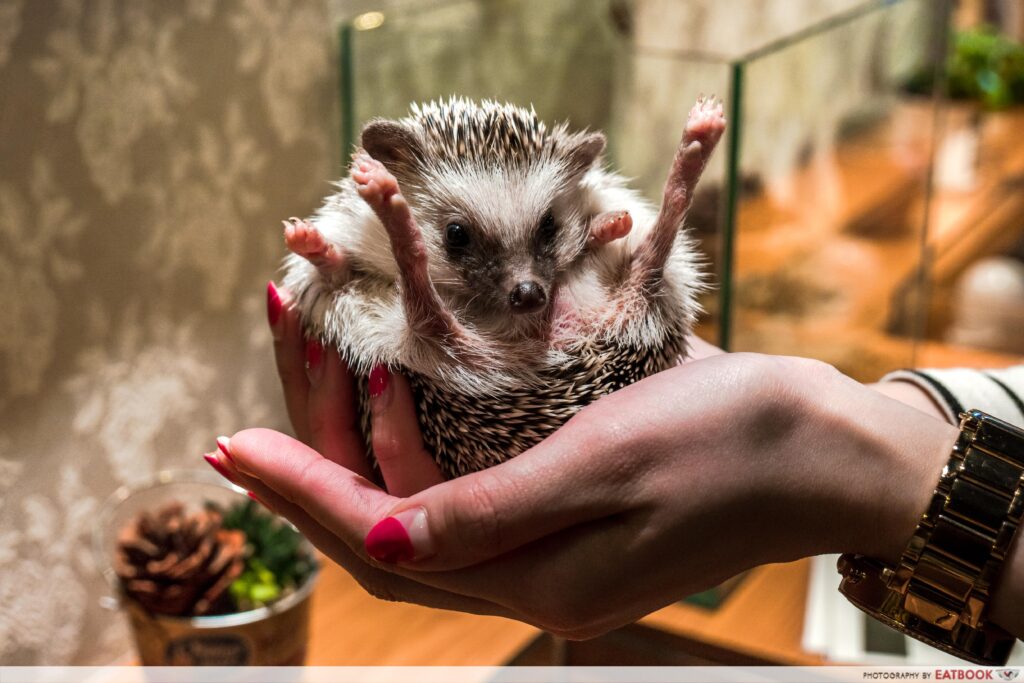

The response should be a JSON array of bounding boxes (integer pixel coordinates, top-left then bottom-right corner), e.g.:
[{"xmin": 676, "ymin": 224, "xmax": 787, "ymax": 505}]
[{"xmin": 338, "ymin": 0, "xmax": 948, "ymax": 382}]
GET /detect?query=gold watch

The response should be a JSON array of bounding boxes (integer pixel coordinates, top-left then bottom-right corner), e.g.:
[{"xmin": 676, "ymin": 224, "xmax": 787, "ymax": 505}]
[{"xmin": 838, "ymin": 409, "xmax": 1024, "ymax": 665}]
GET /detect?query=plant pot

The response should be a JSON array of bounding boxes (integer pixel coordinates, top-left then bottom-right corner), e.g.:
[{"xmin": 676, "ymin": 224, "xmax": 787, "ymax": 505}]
[{"xmin": 94, "ymin": 469, "xmax": 319, "ymax": 665}]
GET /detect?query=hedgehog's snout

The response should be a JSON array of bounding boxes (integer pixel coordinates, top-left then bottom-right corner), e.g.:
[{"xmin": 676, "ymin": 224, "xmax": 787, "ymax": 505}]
[{"xmin": 509, "ymin": 280, "xmax": 547, "ymax": 314}]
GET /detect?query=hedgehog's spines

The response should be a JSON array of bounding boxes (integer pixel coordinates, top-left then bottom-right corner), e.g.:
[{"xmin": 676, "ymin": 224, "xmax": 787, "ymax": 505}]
[{"xmin": 403, "ymin": 96, "xmax": 554, "ymax": 168}]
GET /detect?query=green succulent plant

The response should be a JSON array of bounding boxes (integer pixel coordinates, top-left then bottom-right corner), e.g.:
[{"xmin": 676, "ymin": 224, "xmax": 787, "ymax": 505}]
[
  {"xmin": 206, "ymin": 498, "xmax": 317, "ymax": 611},
  {"xmin": 948, "ymin": 27, "xmax": 1024, "ymax": 109},
  {"xmin": 905, "ymin": 26, "xmax": 1024, "ymax": 110}
]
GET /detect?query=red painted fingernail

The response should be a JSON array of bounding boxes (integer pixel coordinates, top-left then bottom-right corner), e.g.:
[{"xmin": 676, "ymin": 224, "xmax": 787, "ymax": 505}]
[
  {"xmin": 216, "ymin": 436, "xmax": 234, "ymax": 464},
  {"xmin": 203, "ymin": 453, "xmax": 233, "ymax": 482},
  {"xmin": 267, "ymin": 281, "xmax": 283, "ymax": 338},
  {"xmin": 369, "ymin": 364, "xmax": 390, "ymax": 399},
  {"xmin": 365, "ymin": 518, "xmax": 414, "ymax": 563},
  {"xmin": 365, "ymin": 508, "xmax": 433, "ymax": 563},
  {"xmin": 305, "ymin": 338, "xmax": 324, "ymax": 385}
]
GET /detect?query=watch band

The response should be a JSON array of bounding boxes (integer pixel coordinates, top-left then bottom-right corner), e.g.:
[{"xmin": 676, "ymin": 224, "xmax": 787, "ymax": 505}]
[{"xmin": 838, "ymin": 409, "xmax": 1024, "ymax": 665}]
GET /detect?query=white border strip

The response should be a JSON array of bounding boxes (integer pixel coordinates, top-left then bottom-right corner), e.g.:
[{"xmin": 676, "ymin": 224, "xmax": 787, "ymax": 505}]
[{"xmin": 3, "ymin": 667, "xmax": 1021, "ymax": 683}]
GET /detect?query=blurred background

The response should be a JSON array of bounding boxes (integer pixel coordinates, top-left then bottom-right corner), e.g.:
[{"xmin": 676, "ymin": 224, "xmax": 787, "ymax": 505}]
[{"xmin": 2, "ymin": 0, "xmax": 1023, "ymax": 667}]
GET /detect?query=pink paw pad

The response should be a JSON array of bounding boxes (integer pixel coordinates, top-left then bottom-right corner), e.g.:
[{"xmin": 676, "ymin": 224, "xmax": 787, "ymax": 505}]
[
  {"xmin": 351, "ymin": 151, "xmax": 401, "ymax": 210},
  {"xmin": 590, "ymin": 210, "xmax": 633, "ymax": 245},
  {"xmin": 685, "ymin": 96, "xmax": 726, "ymax": 146},
  {"xmin": 283, "ymin": 217, "xmax": 344, "ymax": 270}
]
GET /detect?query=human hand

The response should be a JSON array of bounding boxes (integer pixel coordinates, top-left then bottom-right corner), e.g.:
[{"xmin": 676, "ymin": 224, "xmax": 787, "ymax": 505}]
[
  {"xmin": 212, "ymin": 350, "xmax": 966, "ymax": 638},
  {"xmin": 264, "ymin": 280, "xmax": 444, "ymax": 494}
]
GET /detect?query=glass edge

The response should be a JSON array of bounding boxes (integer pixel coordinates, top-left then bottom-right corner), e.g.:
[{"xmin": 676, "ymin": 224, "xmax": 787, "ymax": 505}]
[
  {"xmin": 339, "ymin": 22, "xmax": 356, "ymax": 163},
  {"xmin": 718, "ymin": 60, "xmax": 744, "ymax": 352},
  {"xmin": 737, "ymin": 0, "xmax": 902, "ymax": 64},
  {"xmin": 908, "ymin": 0, "xmax": 954, "ymax": 367}
]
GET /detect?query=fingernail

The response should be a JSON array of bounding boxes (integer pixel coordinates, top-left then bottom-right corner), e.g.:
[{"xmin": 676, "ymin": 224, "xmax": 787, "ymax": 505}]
[
  {"xmin": 369, "ymin": 364, "xmax": 390, "ymax": 400},
  {"xmin": 216, "ymin": 436, "xmax": 234, "ymax": 464},
  {"xmin": 305, "ymin": 338, "xmax": 324, "ymax": 386},
  {"xmin": 365, "ymin": 507, "xmax": 433, "ymax": 563},
  {"xmin": 267, "ymin": 281, "xmax": 283, "ymax": 341},
  {"xmin": 247, "ymin": 490, "xmax": 274, "ymax": 512},
  {"xmin": 203, "ymin": 452, "xmax": 234, "ymax": 482}
]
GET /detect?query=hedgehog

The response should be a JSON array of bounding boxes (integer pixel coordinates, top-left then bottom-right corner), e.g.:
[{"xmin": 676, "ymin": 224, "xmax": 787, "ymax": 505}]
[{"xmin": 281, "ymin": 96, "xmax": 725, "ymax": 479}]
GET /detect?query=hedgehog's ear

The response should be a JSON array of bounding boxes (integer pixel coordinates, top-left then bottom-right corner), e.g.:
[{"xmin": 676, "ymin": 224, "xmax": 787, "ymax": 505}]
[
  {"xmin": 360, "ymin": 120, "xmax": 423, "ymax": 175},
  {"xmin": 565, "ymin": 132, "xmax": 606, "ymax": 178}
]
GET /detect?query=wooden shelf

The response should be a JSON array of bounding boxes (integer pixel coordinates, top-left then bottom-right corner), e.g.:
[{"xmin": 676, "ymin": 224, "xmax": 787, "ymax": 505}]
[{"xmin": 726, "ymin": 107, "xmax": 1024, "ymax": 381}]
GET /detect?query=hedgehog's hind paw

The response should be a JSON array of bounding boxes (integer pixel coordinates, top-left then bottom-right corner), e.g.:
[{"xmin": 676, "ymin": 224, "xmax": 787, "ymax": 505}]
[
  {"xmin": 630, "ymin": 97, "xmax": 726, "ymax": 285},
  {"xmin": 283, "ymin": 217, "xmax": 346, "ymax": 275},
  {"xmin": 684, "ymin": 95, "xmax": 726, "ymax": 156}
]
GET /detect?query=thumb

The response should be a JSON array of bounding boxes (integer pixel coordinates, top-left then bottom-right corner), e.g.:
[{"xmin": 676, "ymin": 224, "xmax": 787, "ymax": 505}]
[{"xmin": 363, "ymin": 418, "xmax": 628, "ymax": 571}]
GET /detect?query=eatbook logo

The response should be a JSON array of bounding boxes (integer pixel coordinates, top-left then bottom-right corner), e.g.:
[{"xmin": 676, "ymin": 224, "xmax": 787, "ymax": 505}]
[{"xmin": 997, "ymin": 670, "xmax": 1020, "ymax": 682}]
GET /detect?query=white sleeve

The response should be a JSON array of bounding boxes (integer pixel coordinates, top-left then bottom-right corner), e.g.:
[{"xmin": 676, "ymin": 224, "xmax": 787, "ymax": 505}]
[{"xmin": 881, "ymin": 366, "xmax": 1024, "ymax": 427}]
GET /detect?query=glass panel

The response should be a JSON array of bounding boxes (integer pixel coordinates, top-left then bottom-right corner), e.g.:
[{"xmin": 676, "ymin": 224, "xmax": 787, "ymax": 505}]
[
  {"xmin": 916, "ymin": 19, "xmax": 1024, "ymax": 368},
  {"xmin": 727, "ymin": 0, "xmax": 944, "ymax": 381}
]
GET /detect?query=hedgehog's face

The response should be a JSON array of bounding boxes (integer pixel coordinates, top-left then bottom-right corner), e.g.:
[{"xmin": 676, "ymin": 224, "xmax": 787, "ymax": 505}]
[
  {"xmin": 360, "ymin": 106, "xmax": 605, "ymax": 330},
  {"xmin": 415, "ymin": 159, "xmax": 596, "ymax": 321}
]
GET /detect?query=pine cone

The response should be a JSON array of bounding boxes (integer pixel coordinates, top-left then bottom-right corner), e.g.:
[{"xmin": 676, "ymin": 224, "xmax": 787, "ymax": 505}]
[{"xmin": 114, "ymin": 501, "xmax": 246, "ymax": 616}]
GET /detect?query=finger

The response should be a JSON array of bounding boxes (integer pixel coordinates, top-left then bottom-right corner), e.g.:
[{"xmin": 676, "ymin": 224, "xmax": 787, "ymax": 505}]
[
  {"xmin": 268, "ymin": 282, "xmax": 311, "ymax": 444},
  {"xmin": 202, "ymin": 446, "xmax": 518, "ymax": 619},
  {"xmin": 306, "ymin": 343, "xmax": 374, "ymax": 479},
  {"xmin": 364, "ymin": 402, "xmax": 635, "ymax": 571},
  {"xmin": 369, "ymin": 365, "xmax": 444, "ymax": 496},
  {"xmin": 228, "ymin": 409, "xmax": 625, "ymax": 573},
  {"xmin": 387, "ymin": 514, "xmax": 656, "ymax": 629},
  {"xmin": 226, "ymin": 427, "xmax": 396, "ymax": 553}
]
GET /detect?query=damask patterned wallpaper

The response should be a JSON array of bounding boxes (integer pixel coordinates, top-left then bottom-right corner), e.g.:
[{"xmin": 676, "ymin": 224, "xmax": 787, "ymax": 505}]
[{"xmin": 0, "ymin": 0, "xmax": 336, "ymax": 664}]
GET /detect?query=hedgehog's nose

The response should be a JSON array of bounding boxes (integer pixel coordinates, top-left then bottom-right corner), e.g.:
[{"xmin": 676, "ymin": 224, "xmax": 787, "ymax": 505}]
[{"xmin": 509, "ymin": 281, "xmax": 547, "ymax": 314}]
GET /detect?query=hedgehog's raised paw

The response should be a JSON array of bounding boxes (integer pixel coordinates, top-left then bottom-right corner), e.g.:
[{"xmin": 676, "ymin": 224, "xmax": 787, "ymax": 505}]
[
  {"xmin": 684, "ymin": 96, "xmax": 726, "ymax": 155},
  {"xmin": 351, "ymin": 150, "xmax": 401, "ymax": 216},
  {"xmin": 589, "ymin": 210, "xmax": 633, "ymax": 246},
  {"xmin": 283, "ymin": 217, "xmax": 346, "ymax": 274},
  {"xmin": 629, "ymin": 97, "xmax": 726, "ymax": 286},
  {"xmin": 663, "ymin": 96, "xmax": 727, "ymax": 211}
]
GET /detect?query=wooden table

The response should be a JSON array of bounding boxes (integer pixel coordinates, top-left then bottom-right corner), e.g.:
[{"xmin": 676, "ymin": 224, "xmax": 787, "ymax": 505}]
[
  {"xmin": 306, "ymin": 558, "xmax": 537, "ymax": 665},
  {"xmin": 306, "ymin": 558, "xmax": 820, "ymax": 665}
]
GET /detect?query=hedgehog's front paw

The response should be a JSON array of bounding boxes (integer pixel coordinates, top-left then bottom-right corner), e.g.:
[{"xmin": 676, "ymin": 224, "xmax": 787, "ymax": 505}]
[
  {"xmin": 283, "ymin": 217, "xmax": 345, "ymax": 273},
  {"xmin": 684, "ymin": 96, "xmax": 726, "ymax": 153},
  {"xmin": 351, "ymin": 151, "xmax": 402, "ymax": 214},
  {"xmin": 589, "ymin": 210, "xmax": 633, "ymax": 246}
]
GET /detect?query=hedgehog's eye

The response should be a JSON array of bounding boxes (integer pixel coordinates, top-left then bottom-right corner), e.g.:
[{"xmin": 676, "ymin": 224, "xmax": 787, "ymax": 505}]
[
  {"xmin": 445, "ymin": 222, "xmax": 470, "ymax": 250},
  {"xmin": 538, "ymin": 211, "xmax": 557, "ymax": 241}
]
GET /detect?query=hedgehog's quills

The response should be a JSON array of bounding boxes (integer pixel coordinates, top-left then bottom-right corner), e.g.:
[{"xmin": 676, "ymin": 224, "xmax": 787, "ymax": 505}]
[{"xmin": 282, "ymin": 96, "xmax": 726, "ymax": 478}]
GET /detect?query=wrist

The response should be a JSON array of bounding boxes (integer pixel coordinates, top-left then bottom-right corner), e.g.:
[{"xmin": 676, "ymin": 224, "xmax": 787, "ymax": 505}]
[
  {"xmin": 787, "ymin": 366, "xmax": 959, "ymax": 564},
  {"xmin": 837, "ymin": 410, "xmax": 1024, "ymax": 648},
  {"xmin": 869, "ymin": 380, "xmax": 951, "ymax": 424}
]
